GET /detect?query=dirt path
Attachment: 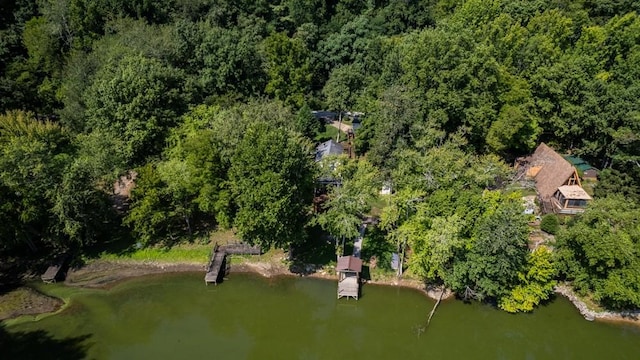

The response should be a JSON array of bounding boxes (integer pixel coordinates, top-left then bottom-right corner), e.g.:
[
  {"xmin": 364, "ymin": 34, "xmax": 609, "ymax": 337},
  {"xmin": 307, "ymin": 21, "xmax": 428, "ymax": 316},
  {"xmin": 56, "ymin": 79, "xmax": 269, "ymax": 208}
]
[{"xmin": 329, "ymin": 120, "xmax": 352, "ymax": 133}]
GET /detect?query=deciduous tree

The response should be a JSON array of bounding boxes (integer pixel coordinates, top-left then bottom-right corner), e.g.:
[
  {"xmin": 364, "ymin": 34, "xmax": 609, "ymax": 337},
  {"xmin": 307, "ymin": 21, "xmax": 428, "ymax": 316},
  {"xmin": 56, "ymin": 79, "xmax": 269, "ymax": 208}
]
[{"xmin": 229, "ymin": 122, "xmax": 315, "ymax": 249}]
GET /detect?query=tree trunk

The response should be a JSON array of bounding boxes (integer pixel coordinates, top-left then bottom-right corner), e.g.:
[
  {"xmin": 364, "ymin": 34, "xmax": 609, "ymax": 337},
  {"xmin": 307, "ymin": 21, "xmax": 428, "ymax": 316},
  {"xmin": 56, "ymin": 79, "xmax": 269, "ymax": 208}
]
[
  {"xmin": 426, "ymin": 286, "xmax": 445, "ymax": 328},
  {"xmin": 184, "ymin": 214, "xmax": 192, "ymax": 235},
  {"xmin": 336, "ymin": 111, "xmax": 342, "ymax": 143},
  {"xmin": 399, "ymin": 239, "xmax": 406, "ymax": 277}
]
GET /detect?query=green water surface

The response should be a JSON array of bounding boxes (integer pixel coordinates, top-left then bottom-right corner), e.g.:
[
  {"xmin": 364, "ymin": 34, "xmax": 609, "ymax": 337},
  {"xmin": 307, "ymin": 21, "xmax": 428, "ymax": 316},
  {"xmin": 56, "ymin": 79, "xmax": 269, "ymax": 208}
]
[{"xmin": 4, "ymin": 272, "xmax": 640, "ymax": 359}]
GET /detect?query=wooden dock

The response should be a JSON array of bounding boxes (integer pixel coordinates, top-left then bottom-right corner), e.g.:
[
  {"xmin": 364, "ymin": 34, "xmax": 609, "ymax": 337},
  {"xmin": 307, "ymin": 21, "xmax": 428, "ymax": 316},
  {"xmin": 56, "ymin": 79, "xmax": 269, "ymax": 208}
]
[
  {"xmin": 336, "ymin": 222, "xmax": 367, "ymax": 299},
  {"xmin": 205, "ymin": 251, "xmax": 226, "ymax": 285},
  {"xmin": 336, "ymin": 256, "xmax": 362, "ymax": 300},
  {"xmin": 204, "ymin": 242, "xmax": 261, "ymax": 285},
  {"xmin": 41, "ymin": 255, "xmax": 68, "ymax": 283},
  {"xmin": 222, "ymin": 243, "xmax": 262, "ymax": 255}
]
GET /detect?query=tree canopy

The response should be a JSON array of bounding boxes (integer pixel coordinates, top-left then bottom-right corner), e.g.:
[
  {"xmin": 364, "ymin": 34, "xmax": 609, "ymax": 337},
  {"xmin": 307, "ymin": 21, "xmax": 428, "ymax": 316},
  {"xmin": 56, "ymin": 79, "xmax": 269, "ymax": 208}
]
[{"xmin": 1, "ymin": 0, "xmax": 639, "ymax": 313}]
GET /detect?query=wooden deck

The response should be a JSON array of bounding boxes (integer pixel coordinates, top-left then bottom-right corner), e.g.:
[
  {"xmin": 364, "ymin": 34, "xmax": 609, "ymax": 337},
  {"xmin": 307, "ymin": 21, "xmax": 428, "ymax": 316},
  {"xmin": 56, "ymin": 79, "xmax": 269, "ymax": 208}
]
[
  {"xmin": 41, "ymin": 255, "xmax": 68, "ymax": 283},
  {"xmin": 41, "ymin": 264, "xmax": 62, "ymax": 283},
  {"xmin": 222, "ymin": 243, "xmax": 261, "ymax": 255},
  {"xmin": 204, "ymin": 242, "xmax": 261, "ymax": 285},
  {"xmin": 338, "ymin": 275, "xmax": 359, "ymax": 300},
  {"xmin": 205, "ymin": 250, "xmax": 227, "ymax": 285}
]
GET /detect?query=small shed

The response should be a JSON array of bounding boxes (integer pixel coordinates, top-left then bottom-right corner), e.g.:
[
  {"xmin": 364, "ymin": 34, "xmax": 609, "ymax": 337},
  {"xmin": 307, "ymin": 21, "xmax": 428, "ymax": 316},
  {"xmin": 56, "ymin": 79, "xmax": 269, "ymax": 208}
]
[
  {"xmin": 336, "ymin": 256, "xmax": 362, "ymax": 300},
  {"xmin": 390, "ymin": 253, "xmax": 399, "ymax": 270},
  {"xmin": 380, "ymin": 182, "xmax": 392, "ymax": 195}
]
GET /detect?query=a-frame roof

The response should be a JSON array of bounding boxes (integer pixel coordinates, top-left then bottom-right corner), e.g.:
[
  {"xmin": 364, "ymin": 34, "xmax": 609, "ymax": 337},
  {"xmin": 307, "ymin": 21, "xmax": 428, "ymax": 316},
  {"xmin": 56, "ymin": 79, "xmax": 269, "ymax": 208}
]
[{"xmin": 529, "ymin": 143, "xmax": 577, "ymax": 199}]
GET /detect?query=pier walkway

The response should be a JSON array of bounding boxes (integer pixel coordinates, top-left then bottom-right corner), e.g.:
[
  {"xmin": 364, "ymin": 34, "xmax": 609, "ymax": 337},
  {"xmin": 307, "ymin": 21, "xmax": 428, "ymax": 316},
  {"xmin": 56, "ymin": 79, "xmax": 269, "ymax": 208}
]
[
  {"xmin": 205, "ymin": 242, "xmax": 261, "ymax": 285},
  {"xmin": 352, "ymin": 224, "xmax": 366, "ymax": 258}
]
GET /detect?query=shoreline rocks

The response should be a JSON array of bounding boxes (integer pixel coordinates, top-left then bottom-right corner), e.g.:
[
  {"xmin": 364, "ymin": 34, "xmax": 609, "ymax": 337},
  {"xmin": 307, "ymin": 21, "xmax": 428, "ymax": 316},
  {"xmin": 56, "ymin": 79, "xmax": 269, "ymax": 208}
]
[{"xmin": 555, "ymin": 284, "xmax": 640, "ymax": 324}]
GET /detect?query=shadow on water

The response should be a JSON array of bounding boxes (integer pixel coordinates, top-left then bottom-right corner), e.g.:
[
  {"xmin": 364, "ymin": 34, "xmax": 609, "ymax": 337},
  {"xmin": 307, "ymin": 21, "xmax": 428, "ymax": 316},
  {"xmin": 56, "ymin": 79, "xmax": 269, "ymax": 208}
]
[
  {"xmin": 0, "ymin": 323, "xmax": 91, "ymax": 360},
  {"xmin": 360, "ymin": 265, "xmax": 371, "ymax": 281},
  {"xmin": 537, "ymin": 292, "xmax": 558, "ymax": 308}
]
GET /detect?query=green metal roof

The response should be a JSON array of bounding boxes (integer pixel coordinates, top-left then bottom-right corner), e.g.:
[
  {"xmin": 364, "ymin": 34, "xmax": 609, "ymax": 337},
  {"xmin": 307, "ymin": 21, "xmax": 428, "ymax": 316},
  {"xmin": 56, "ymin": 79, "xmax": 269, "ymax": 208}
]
[
  {"xmin": 563, "ymin": 155, "xmax": 586, "ymax": 165},
  {"xmin": 563, "ymin": 155, "xmax": 596, "ymax": 170},
  {"xmin": 575, "ymin": 164, "xmax": 593, "ymax": 172}
]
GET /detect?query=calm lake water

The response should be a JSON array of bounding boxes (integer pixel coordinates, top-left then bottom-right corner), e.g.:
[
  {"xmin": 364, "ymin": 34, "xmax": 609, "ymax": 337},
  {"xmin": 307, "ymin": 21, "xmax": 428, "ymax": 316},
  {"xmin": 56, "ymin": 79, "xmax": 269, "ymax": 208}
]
[{"xmin": 5, "ymin": 272, "xmax": 640, "ymax": 359}]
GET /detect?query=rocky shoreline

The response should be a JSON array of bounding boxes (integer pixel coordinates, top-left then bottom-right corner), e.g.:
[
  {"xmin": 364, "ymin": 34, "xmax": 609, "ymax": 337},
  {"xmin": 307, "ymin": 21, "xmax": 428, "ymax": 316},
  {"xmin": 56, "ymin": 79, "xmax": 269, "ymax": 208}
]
[{"xmin": 554, "ymin": 284, "xmax": 640, "ymax": 324}]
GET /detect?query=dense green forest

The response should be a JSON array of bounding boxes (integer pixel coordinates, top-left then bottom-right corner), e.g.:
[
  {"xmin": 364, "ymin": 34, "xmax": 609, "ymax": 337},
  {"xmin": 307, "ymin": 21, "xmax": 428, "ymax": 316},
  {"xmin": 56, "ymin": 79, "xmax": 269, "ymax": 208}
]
[{"xmin": 1, "ymin": 0, "xmax": 639, "ymax": 312}]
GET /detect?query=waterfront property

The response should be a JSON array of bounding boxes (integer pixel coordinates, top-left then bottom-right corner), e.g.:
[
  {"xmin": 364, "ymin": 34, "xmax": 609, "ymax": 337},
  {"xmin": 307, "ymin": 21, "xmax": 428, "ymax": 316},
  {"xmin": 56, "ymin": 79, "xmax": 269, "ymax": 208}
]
[
  {"xmin": 315, "ymin": 139, "xmax": 344, "ymax": 162},
  {"xmin": 516, "ymin": 143, "xmax": 592, "ymax": 214},
  {"xmin": 10, "ymin": 273, "xmax": 640, "ymax": 360},
  {"xmin": 337, "ymin": 255, "xmax": 362, "ymax": 300}
]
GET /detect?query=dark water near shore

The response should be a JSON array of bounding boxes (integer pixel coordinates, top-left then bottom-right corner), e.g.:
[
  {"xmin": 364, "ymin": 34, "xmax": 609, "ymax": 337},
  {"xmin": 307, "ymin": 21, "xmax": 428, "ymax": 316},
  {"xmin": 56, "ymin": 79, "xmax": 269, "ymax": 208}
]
[{"xmin": 5, "ymin": 272, "xmax": 640, "ymax": 359}]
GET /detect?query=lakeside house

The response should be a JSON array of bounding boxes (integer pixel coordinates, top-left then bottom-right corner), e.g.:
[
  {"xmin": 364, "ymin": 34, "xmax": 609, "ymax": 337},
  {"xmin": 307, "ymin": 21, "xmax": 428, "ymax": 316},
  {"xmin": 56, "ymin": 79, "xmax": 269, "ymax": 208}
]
[
  {"xmin": 313, "ymin": 140, "xmax": 345, "ymax": 211},
  {"xmin": 517, "ymin": 143, "xmax": 592, "ymax": 214},
  {"xmin": 315, "ymin": 139, "xmax": 345, "ymax": 187},
  {"xmin": 315, "ymin": 139, "xmax": 344, "ymax": 163}
]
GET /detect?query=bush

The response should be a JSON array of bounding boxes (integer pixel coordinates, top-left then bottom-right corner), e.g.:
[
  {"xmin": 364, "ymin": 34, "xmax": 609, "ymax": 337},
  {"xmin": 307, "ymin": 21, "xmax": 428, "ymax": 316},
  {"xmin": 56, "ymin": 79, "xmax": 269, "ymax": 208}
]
[{"xmin": 540, "ymin": 214, "xmax": 560, "ymax": 234}]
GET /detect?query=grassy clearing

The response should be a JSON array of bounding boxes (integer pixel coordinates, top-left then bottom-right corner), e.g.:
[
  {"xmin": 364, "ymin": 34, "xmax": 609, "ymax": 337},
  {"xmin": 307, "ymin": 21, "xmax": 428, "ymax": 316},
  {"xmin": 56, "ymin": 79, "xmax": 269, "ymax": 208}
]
[
  {"xmin": 369, "ymin": 267, "xmax": 398, "ymax": 281},
  {"xmin": 315, "ymin": 124, "xmax": 346, "ymax": 143},
  {"xmin": 99, "ymin": 244, "xmax": 212, "ymax": 264},
  {"xmin": 582, "ymin": 180, "xmax": 597, "ymax": 196},
  {"xmin": 227, "ymin": 248, "xmax": 286, "ymax": 265},
  {"xmin": 96, "ymin": 230, "xmax": 239, "ymax": 264},
  {"xmin": 505, "ymin": 185, "xmax": 538, "ymax": 197}
]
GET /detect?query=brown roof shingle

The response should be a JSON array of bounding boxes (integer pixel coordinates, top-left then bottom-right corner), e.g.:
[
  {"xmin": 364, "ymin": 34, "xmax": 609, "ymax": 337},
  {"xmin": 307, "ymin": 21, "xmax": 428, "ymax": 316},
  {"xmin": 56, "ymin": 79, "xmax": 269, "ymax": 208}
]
[
  {"xmin": 529, "ymin": 143, "xmax": 577, "ymax": 200},
  {"xmin": 336, "ymin": 256, "xmax": 362, "ymax": 272}
]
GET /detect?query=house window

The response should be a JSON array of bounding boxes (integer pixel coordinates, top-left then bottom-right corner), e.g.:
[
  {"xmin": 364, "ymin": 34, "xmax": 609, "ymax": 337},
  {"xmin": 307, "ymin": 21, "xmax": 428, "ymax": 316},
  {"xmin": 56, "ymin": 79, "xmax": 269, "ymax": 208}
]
[
  {"xmin": 555, "ymin": 192, "xmax": 566, "ymax": 204},
  {"xmin": 567, "ymin": 199, "xmax": 587, "ymax": 208}
]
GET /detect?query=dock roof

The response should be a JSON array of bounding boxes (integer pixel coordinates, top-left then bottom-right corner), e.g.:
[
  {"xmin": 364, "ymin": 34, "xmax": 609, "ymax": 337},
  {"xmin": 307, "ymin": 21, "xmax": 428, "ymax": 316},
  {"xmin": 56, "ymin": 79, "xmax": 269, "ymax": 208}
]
[{"xmin": 336, "ymin": 256, "xmax": 362, "ymax": 273}]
